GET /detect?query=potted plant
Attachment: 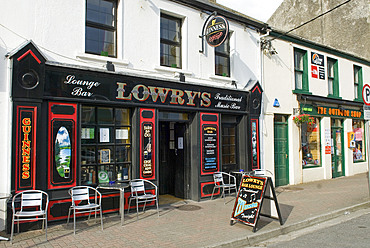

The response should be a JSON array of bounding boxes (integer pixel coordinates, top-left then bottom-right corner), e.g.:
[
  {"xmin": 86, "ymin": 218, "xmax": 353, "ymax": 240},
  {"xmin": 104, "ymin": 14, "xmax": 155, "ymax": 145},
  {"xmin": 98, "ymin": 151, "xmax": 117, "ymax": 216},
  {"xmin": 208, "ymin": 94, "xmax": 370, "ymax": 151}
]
[{"xmin": 293, "ymin": 114, "xmax": 315, "ymax": 127}]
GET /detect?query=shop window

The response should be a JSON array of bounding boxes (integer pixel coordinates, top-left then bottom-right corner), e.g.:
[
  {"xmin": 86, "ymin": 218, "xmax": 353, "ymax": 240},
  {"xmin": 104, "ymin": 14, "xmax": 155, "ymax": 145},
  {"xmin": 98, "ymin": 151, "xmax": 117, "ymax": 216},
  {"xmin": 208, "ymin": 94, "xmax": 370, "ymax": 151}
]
[
  {"xmin": 294, "ymin": 48, "xmax": 309, "ymax": 93},
  {"xmin": 327, "ymin": 58, "xmax": 339, "ymax": 97},
  {"xmin": 160, "ymin": 14, "xmax": 182, "ymax": 68},
  {"xmin": 352, "ymin": 120, "xmax": 365, "ymax": 162},
  {"xmin": 85, "ymin": 0, "xmax": 117, "ymax": 57},
  {"xmin": 354, "ymin": 65, "xmax": 363, "ymax": 101},
  {"xmin": 81, "ymin": 106, "xmax": 131, "ymax": 185},
  {"xmin": 215, "ymin": 35, "xmax": 230, "ymax": 77},
  {"xmin": 302, "ymin": 117, "xmax": 321, "ymax": 168},
  {"xmin": 222, "ymin": 124, "xmax": 236, "ymax": 172}
]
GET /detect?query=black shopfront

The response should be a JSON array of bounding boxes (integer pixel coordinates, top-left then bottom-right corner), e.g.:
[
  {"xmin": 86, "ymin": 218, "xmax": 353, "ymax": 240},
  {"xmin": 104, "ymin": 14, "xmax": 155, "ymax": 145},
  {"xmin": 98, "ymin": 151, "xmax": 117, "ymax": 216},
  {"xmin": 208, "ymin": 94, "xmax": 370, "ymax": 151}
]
[{"xmin": 8, "ymin": 42, "xmax": 263, "ymax": 226}]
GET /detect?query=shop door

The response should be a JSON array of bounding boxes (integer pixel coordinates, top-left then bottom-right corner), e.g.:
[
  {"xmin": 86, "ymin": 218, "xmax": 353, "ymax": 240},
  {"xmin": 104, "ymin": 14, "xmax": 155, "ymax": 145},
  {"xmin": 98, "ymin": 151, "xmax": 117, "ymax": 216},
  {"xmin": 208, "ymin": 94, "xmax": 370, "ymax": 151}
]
[
  {"xmin": 331, "ymin": 127, "xmax": 344, "ymax": 178},
  {"xmin": 274, "ymin": 120, "xmax": 289, "ymax": 187},
  {"xmin": 159, "ymin": 122, "xmax": 186, "ymax": 198}
]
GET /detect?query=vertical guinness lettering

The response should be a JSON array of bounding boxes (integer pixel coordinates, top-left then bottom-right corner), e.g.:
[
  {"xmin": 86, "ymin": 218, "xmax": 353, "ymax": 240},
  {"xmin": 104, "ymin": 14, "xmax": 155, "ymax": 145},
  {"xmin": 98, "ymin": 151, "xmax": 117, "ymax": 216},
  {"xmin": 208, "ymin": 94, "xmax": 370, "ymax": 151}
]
[{"xmin": 21, "ymin": 118, "xmax": 31, "ymax": 179}]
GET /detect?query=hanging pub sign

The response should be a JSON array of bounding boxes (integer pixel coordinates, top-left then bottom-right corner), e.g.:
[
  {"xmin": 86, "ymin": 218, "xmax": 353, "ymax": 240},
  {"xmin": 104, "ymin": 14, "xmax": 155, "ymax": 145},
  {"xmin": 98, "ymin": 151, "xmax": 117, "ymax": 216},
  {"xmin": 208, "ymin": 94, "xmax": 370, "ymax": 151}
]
[{"xmin": 204, "ymin": 15, "xmax": 229, "ymax": 47}]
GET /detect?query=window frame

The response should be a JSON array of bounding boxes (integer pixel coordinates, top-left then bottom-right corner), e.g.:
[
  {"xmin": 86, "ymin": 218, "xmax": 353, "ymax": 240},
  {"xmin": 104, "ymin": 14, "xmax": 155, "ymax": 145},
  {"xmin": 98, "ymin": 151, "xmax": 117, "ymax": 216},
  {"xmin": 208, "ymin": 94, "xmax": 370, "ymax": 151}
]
[
  {"xmin": 80, "ymin": 106, "xmax": 132, "ymax": 185},
  {"xmin": 215, "ymin": 35, "xmax": 230, "ymax": 77},
  {"xmin": 293, "ymin": 48, "xmax": 309, "ymax": 93},
  {"xmin": 85, "ymin": 0, "xmax": 117, "ymax": 58},
  {"xmin": 352, "ymin": 120, "xmax": 366, "ymax": 163},
  {"xmin": 221, "ymin": 123, "xmax": 238, "ymax": 172},
  {"xmin": 327, "ymin": 57, "xmax": 340, "ymax": 98},
  {"xmin": 160, "ymin": 13, "xmax": 182, "ymax": 69},
  {"xmin": 354, "ymin": 65, "xmax": 363, "ymax": 102}
]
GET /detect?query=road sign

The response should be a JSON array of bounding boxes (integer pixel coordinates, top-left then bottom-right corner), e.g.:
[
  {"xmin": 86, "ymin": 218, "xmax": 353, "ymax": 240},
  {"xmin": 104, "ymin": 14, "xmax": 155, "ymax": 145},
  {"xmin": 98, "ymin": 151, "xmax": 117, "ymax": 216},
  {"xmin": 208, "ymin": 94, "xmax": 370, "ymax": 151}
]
[
  {"xmin": 364, "ymin": 104, "xmax": 370, "ymax": 120},
  {"xmin": 362, "ymin": 84, "xmax": 370, "ymax": 105}
]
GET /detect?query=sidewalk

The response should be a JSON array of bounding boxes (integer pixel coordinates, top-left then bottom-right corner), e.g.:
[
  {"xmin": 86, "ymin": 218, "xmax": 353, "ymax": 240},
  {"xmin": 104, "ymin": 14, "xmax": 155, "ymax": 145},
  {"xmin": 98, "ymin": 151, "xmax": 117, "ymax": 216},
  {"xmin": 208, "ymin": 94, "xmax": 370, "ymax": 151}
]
[{"xmin": 2, "ymin": 173, "xmax": 370, "ymax": 247}]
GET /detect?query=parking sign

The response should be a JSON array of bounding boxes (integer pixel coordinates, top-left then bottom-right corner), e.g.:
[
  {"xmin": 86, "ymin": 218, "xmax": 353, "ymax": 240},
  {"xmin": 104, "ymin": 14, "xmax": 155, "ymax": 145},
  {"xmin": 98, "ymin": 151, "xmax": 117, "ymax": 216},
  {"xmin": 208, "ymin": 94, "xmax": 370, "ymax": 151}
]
[{"xmin": 363, "ymin": 84, "xmax": 370, "ymax": 106}]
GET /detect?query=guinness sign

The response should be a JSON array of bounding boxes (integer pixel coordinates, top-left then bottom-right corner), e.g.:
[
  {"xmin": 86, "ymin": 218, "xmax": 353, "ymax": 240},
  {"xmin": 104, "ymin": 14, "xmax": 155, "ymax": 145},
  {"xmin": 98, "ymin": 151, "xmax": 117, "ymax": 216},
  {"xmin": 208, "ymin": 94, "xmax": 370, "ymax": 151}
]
[{"xmin": 205, "ymin": 15, "xmax": 229, "ymax": 47}]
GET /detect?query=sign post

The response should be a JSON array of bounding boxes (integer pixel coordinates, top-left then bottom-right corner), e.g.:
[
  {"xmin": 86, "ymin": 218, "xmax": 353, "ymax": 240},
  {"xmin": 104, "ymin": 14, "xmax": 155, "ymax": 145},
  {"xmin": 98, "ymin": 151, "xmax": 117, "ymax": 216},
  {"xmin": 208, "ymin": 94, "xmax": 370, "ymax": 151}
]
[{"xmin": 362, "ymin": 84, "xmax": 370, "ymax": 196}]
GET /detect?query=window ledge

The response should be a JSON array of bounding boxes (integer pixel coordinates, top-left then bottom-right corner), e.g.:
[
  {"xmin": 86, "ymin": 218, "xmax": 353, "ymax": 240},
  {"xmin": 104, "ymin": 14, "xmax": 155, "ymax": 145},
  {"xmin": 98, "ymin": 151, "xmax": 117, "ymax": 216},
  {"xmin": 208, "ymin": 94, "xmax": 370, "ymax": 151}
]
[
  {"xmin": 154, "ymin": 65, "xmax": 193, "ymax": 76},
  {"xmin": 76, "ymin": 53, "xmax": 129, "ymax": 67},
  {"xmin": 209, "ymin": 75, "xmax": 237, "ymax": 84},
  {"xmin": 327, "ymin": 95, "xmax": 342, "ymax": 99},
  {"xmin": 292, "ymin": 90, "xmax": 312, "ymax": 94}
]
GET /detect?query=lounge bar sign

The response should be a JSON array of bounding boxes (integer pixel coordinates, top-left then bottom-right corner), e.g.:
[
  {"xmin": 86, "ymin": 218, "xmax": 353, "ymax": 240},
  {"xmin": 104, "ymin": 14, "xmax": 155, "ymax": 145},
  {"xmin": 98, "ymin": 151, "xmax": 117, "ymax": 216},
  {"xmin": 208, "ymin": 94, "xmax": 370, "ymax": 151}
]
[
  {"xmin": 45, "ymin": 68, "xmax": 249, "ymax": 114},
  {"xmin": 205, "ymin": 15, "xmax": 229, "ymax": 47}
]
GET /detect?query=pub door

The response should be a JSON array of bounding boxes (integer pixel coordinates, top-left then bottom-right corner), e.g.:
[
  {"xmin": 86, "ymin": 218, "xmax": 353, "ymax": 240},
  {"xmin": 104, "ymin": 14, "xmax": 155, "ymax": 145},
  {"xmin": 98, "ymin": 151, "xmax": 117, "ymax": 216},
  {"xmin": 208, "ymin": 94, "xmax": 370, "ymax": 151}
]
[{"xmin": 159, "ymin": 122, "xmax": 186, "ymax": 199}]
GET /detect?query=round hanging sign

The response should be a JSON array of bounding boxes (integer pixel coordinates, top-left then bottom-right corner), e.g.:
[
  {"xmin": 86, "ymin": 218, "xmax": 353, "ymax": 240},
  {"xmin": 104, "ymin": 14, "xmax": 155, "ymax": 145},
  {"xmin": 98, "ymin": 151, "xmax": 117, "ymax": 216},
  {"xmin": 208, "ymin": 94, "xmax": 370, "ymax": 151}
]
[{"xmin": 205, "ymin": 15, "xmax": 229, "ymax": 47}]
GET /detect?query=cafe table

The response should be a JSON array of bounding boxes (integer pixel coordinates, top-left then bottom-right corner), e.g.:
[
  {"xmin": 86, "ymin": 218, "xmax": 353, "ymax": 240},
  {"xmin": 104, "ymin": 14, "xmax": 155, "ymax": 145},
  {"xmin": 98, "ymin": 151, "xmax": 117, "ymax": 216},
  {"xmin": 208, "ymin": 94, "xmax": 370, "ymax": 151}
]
[
  {"xmin": 97, "ymin": 181, "xmax": 130, "ymax": 226},
  {"xmin": 0, "ymin": 193, "xmax": 11, "ymax": 241}
]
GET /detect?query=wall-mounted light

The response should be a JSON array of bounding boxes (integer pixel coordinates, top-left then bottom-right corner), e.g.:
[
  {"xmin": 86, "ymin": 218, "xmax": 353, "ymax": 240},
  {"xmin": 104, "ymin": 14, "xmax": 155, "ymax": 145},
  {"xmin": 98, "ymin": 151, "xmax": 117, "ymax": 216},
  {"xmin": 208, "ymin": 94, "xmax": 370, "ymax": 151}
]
[{"xmin": 106, "ymin": 61, "xmax": 115, "ymax": 72}]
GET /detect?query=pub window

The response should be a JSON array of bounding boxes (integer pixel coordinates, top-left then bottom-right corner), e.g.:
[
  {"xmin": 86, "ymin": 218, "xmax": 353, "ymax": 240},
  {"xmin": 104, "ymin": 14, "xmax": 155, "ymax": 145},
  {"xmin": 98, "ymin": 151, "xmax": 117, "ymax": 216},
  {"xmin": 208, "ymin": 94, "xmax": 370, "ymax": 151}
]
[
  {"xmin": 85, "ymin": 0, "xmax": 117, "ymax": 57},
  {"xmin": 294, "ymin": 48, "xmax": 309, "ymax": 92},
  {"xmin": 302, "ymin": 117, "xmax": 321, "ymax": 168},
  {"xmin": 80, "ymin": 106, "xmax": 131, "ymax": 185},
  {"xmin": 222, "ymin": 124, "xmax": 237, "ymax": 172},
  {"xmin": 352, "ymin": 120, "xmax": 365, "ymax": 162},
  {"xmin": 327, "ymin": 58, "xmax": 339, "ymax": 97},
  {"xmin": 354, "ymin": 65, "xmax": 363, "ymax": 101},
  {"xmin": 215, "ymin": 34, "xmax": 230, "ymax": 77},
  {"xmin": 160, "ymin": 14, "xmax": 182, "ymax": 68}
]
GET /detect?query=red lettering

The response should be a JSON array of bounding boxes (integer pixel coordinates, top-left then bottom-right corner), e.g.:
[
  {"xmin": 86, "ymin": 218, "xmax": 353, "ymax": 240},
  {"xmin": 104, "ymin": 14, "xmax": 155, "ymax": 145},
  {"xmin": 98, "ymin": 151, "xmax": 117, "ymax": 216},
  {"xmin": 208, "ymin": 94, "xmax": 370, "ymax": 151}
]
[{"xmin": 22, "ymin": 171, "xmax": 30, "ymax": 179}]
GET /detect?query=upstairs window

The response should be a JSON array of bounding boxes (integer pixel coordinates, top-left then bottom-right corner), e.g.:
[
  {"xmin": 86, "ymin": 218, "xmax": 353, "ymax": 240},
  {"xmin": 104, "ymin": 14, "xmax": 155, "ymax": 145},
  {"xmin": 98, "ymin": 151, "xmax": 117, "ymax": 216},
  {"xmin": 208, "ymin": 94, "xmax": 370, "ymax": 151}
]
[
  {"xmin": 85, "ymin": 0, "xmax": 117, "ymax": 57},
  {"xmin": 294, "ymin": 48, "xmax": 308, "ymax": 92},
  {"xmin": 354, "ymin": 65, "xmax": 363, "ymax": 101},
  {"xmin": 160, "ymin": 14, "xmax": 182, "ymax": 68},
  {"xmin": 215, "ymin": 35, "xmax": 230, "ymax": 77},
  {"xmin": 327, "ymin": 58, "xmax": 339, "ymax": 97}
]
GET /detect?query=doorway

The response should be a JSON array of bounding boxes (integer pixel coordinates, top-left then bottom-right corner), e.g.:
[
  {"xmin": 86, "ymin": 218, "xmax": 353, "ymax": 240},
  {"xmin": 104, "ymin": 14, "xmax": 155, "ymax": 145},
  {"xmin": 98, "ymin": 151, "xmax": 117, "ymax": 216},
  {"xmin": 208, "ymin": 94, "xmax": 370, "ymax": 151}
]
[
  {"xmin": 274, "ymin": 115, "xmax": 289, "ymax": 187},
  {"xmin": 331, "ymin": 125, "xmax": 345, "ymax": 178},
  {"xmin": 159, "ymin": 122, "xmax": 186, "ymax": 199}
]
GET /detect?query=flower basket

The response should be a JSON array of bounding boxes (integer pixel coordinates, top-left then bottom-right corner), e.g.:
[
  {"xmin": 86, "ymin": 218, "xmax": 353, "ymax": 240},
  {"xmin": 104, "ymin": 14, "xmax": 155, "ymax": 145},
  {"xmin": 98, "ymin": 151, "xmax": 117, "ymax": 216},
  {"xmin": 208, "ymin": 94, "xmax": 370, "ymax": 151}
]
[{"xmin": 293, "ymin": 114, "xmax": 314, "ymax": 127}]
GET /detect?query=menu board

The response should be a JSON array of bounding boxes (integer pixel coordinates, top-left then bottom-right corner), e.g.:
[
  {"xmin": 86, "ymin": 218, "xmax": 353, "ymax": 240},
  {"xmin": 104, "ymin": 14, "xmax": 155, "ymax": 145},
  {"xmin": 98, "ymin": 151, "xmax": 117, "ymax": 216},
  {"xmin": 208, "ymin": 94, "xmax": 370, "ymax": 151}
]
[
  {"xmin": 142, "ymin": 123, "xmax": 153, "ymax": 177},
  {"xmin": 202, "ymin": 125, "xmax": 218, "ymax": 172},
  {"xmin": 231, "ymin": 175, "xmax": 267, "ymax": 226}
]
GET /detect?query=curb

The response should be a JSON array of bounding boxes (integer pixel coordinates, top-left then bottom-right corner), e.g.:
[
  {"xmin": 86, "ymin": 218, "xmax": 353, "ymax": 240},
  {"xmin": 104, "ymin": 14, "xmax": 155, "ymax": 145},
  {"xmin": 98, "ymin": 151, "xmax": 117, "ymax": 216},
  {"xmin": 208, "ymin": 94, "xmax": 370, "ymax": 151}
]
[{"xmin": 211, "ymin": 200, "xmax": 370, "ymax": 248}]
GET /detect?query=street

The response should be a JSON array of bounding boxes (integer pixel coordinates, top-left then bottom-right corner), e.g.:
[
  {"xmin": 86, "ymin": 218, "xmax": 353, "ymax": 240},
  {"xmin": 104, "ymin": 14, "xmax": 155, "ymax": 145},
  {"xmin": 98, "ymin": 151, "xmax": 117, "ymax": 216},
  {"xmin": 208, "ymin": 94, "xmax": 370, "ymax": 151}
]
[{"xmin": 253, "ymin": 209, "xmax": 370, "ymax": 248}]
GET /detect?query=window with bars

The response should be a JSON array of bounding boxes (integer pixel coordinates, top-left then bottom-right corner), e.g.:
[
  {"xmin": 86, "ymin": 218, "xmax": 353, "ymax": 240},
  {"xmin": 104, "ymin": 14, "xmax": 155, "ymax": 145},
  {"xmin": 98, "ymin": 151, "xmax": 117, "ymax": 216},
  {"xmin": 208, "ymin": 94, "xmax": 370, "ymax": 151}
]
[
  {"xmin": 222, "ymin": 125, "xmax": 236, "ymax": 171},
  {"xmin": 354, "ymin": 65, "xmax": 363, "ymax": 101},
  {"xmin": 215, "ymin": 35, "xmax": 230, "ymax": 77},
  {"xmin": 85, "ymin": 0, "xmax": 117, "ymax": 57},
  {"xmin": 160, "ymin": 14, "xmax": 182, "ymax": 68},
  {"xmin": 80, "ymin": 106, "xmax": 131, "ymax": 185},
  {"xmin": 294, "ymin": 48, "xmax": 308, "ymax": 92}
]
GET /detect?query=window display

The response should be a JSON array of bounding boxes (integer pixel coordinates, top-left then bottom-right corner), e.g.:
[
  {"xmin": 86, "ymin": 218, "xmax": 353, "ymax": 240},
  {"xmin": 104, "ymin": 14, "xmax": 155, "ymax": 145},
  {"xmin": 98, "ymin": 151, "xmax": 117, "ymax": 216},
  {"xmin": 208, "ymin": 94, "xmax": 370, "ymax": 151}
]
[
  {"xmin": 352, "ymin": 120, "xmax": 365, "ymax": 162},
  {"xmin": 302, "ymin": 117, "xmax": 321, "ymax": 168}
]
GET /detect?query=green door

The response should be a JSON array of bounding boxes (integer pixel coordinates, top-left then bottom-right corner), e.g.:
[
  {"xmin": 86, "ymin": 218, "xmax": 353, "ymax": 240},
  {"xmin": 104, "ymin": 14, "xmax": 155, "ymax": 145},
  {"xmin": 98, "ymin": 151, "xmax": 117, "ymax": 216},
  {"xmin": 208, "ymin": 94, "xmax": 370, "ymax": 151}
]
[
  {"xmin": 331, "ymin": 127, "xmax": 345, "ymax": 178},
  {"xmin": 274, "ymin": 120, "xmax": 289, "ymax": 187}
]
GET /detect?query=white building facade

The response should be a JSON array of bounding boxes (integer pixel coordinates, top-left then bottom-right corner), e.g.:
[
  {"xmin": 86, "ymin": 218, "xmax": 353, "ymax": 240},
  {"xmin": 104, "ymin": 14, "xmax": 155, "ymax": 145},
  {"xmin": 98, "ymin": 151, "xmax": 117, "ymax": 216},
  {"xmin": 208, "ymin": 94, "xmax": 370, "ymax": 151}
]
[
  {"xmin": 0, "ymin": 0, "xmax": 268, "ymax": 230},
  {"xmin": 262, "ymin": 31, "xmax": 369, "ymax": 186}
]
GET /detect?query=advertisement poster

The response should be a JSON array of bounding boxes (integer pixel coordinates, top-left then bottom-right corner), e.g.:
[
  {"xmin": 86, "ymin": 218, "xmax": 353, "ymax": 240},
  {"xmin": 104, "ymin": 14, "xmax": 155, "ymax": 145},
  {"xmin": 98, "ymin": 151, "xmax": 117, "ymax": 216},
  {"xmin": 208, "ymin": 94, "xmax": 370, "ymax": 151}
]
[{"xmin": 202, "ymin": 125, "xmax": 218, "ymax": 172}]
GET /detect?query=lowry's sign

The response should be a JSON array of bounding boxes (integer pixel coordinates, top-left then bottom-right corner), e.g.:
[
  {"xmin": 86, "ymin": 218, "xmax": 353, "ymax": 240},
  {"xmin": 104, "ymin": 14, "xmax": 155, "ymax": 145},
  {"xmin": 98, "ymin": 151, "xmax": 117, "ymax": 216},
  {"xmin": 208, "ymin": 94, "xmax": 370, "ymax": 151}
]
[{"xmin": 45, "ymin": 67, "xmax": 249, "ymax": 113}]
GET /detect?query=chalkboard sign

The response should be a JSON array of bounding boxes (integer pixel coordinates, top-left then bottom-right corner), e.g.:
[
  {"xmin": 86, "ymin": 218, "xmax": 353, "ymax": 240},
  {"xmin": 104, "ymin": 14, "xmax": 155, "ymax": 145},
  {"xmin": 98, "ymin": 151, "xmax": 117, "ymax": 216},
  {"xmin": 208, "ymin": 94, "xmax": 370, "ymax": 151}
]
[
  {"xmin": 142, "ymin": 123, "xmax": 153, "ymax": 177},
  {"xmin": 231, "ymin": 175, "xmax": 266, "ymax": 226},
  {"xmin": 231, "ymin": 175, "xmax": 283, "ymax": 232},
  {"xmin": 202, "ymin": 125, "xmax": 218, "ymax": 172}
]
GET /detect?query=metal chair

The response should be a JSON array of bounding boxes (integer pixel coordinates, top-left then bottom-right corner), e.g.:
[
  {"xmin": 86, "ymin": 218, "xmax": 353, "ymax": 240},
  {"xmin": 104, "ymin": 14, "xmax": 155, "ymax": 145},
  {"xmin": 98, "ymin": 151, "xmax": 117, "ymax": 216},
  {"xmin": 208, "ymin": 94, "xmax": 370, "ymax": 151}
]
[
  {"xmin": 211, "ymin": 172, "xmax": 237, "ymax": 204},
  {"xmin": 11, "ymin": 190, "xmax": 49, "ymax": 244},
  {"xmin": 127, "ymin": 179, "xmax": 159, "ymax": 220},
  {"xmin": 67, "ymin": 186, "xmax": 103, "ymax": 234}
]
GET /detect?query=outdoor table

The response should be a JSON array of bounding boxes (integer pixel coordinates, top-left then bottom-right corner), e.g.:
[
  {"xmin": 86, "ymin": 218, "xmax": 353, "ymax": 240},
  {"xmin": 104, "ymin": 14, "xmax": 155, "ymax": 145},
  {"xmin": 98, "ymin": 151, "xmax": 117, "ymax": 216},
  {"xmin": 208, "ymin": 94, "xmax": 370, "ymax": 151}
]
[
  {"xmin": 97, "ymin": 181, "xmax": 130, "ymax": 226},
  {"xmin": 0, "ymin": 193, "xmax": 11, "ymax": 241}
]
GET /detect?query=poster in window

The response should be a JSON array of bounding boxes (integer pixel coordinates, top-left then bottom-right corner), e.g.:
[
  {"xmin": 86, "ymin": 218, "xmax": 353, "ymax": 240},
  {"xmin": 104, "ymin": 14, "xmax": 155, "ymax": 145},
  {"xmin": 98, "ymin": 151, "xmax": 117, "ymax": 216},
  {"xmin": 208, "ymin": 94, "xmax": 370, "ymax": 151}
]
[
  {"xmin": 202, "ymin": 125, "xmax": 218, "ymax": 172},
  {"xmin": 100, "ymin": 149, "xmax": 111, "ymax": 164}
]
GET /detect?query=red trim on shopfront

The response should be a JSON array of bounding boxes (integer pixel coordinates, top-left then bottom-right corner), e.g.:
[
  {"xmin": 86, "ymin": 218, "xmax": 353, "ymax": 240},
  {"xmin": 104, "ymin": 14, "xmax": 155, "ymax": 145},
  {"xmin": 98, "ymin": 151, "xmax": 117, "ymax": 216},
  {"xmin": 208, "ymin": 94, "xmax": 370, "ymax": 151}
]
[{"xmin": 17, "ymin": 49, "xmax": 42, "ymax": 64}]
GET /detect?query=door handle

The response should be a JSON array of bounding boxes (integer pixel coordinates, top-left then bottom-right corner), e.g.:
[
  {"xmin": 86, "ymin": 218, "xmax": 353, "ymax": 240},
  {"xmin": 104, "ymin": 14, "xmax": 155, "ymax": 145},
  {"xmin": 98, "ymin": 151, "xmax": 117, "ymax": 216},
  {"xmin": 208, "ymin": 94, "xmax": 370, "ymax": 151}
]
[
  {"xmin": 286, "ymin": 154, "xmax": 288, "ymax": 159},
  {"xmin": 175, "ymin": 148, "xmax": 178, "ymax": 156}
]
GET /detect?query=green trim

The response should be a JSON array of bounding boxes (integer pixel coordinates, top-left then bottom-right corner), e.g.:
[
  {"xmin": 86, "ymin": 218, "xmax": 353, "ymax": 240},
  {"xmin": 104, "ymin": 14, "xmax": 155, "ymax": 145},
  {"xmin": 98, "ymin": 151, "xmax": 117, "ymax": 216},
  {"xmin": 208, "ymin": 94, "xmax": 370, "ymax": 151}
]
[
  {"xmin": 303, "ymin": 165, "xmax": 321, "ymax": 169},
  {"xmin": 293, "ymin": 90, "xmax": 312, "ymax": 94},
  {"xmin": 354, "ymin": 66, "xmax": 363, "ymax": 102},
  {"xmin": 327, "ymin": 95, "xmax": 342, "ymax": 100},
  {"xmin": 270, "ymin": 31, "xmax": 370, "ymax": 67}
]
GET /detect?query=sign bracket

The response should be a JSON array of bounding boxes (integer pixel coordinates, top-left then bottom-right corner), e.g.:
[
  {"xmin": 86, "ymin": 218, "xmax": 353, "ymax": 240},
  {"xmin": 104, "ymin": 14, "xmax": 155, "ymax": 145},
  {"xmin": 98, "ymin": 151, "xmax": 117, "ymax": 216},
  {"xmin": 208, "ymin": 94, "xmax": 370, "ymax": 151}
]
[{"xmin": 199, "ymin": 11, "xmax": 217, "ymax": 53}]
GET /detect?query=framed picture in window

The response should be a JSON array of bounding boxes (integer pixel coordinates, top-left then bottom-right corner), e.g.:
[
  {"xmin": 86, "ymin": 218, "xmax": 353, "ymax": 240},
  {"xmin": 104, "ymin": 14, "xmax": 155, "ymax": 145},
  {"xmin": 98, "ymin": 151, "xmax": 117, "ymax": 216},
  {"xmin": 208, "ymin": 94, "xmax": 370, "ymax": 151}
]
[{"xmin": 100, "ymin": 149, "xmax": 111, "ymax": 164}]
